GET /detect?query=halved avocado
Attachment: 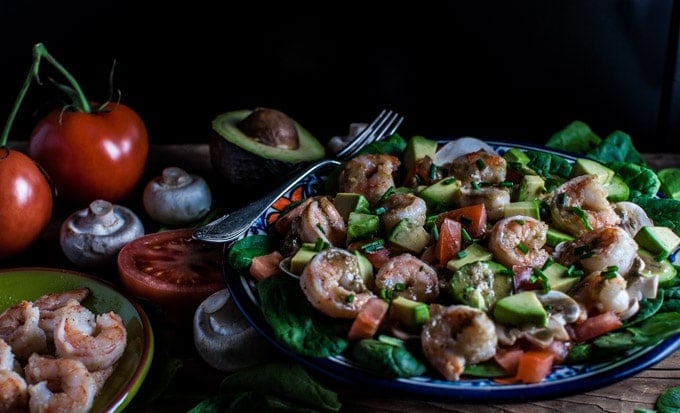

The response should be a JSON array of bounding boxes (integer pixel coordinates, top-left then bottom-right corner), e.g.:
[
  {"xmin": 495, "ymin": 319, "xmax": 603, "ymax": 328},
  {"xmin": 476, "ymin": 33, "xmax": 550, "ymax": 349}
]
[{"xmin": 209, "ymin": 108, "xmax": 325, "ymax": 189}]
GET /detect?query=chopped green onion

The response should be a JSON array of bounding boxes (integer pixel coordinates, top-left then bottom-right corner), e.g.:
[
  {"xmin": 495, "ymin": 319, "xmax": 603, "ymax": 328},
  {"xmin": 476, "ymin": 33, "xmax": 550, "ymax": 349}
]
[
  {"xmin": 557, "ymin": 192, "xmax": 567, "ymax": 207},
  {"xmin": 542, "ymin": 257, "xmax": 553, "ymax": 270},
  {"xmin": 459, "ymin": 216, "xmax": 472, "ymax": 226},
  {"xmin": 376, "ymin": 186, "xmax": 395, "ymax": 204},
  {"xmin": 442, "ymin": 178, "xmax": 457, "ymax": 185},
  {"xmin": 471, "ymin": 181, "xmax": 481, "ymax": 190},
  {"xmin": 346, "ymin": 294, "xmax": 355, "ymax": 303},
  {"xmin": 373, "ymin": 206, "xmax": 386, "ymax": 215},
  {"xmin": 456, "ymin": 250, "xmax": 468, "ymax": 259},
  {"xmin": 360, "ymin": 239, "xmax": 385, "ymax": 253},
  {"xmin": 413, "ymin": 174, "xmax": 423, "ymax": 185},
  {"xmin": 394, "ymin": 283, "xmax": 406, "ymax": 292},
  {"xmin": 431, "ymin": 225, "xmax": 439, "ymax": 241},
  {"xmin": 516, "ymin": 242, "xmax": 529, "ymax": 254},
  {"xmin": 429, "ymin": 164, "xmax": 438, "ymax": 180},
  {"xmin": 316, "ymin": 223, "xmax": 326, "ymax": 234},
  {"xmin": 530, "ymin": 268, "xmax": 550, "ymax": 292},
  {"xmin": 461, "ymin": 228, "xmax": 472, "ymax": 242},
  {"xmin": 500, "ymin": 268, "xmax": 515, "ymax": 276},
  {"xmin": 314, "ymin": 238, "xmax": 330, "ymax": 251},
  {"xmin": 499, "ymin": 181, "xmax": 514, "ymax": 188},
  {"xmin": 480, "ymin": 182, "xmax": 493, "ymax": 187},
  {"xmin": 514, "ymin": 218, "xmax": 525, "ymax": 225},
  {"xmin": 476, "ymin": 158, "xmax": 486, "ymax": 170},
  {"xmin": 569, "ymin": 206, "xmax": 593, "ymax": 231}
]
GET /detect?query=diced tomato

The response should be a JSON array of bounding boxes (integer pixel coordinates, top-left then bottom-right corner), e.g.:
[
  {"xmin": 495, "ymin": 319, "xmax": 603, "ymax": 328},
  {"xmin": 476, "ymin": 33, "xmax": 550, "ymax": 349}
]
[
  {"xmin": 347, "ymin": 240, "xmax": 392, "ymax": 270},
  {"xmin": 494, "ymin": 349, "xmax": 555, "ymax": 384},
  {"xmin": 436, "ymin": 204, "xmax": 487, "ymax": 238},
  {"xmin": 572, "ymin": 311, "xmax": 623, "ymax": 343},
  {"xmin": 435, "ymin": 218, "xmax": 462, "ymax": 265},
  {"xmin": 494, "ymin": 347, "xmax": 524, "ymax": 375},
  {"xmin": 512, "ymin": 265, "xmax": 544, "ymax": 292},
  {"xmin": 249, "ymin": 251, "xmax": 284, "ymax": 281},
  {"xmin": 348, "ymin": 297, "xmax": 390, "ymax": 341}
]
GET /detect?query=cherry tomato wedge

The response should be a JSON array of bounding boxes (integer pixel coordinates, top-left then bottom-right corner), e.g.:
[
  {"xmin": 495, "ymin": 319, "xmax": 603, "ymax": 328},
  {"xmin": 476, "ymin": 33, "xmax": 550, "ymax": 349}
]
[{"xmin": 117, "ymin": 228, "xmax": 226, "ymax": 323}]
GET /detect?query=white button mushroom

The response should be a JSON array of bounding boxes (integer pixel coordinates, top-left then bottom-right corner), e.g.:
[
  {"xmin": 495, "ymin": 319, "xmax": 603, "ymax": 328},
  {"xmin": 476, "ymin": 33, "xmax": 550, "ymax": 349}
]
[
  {"xmin": 143, "ymin": 167, "xmax": 212, "ymax": 225},
  {"xmin": 60, "ymin": 199, "xmax": 144, "ymax": 268},
  {"xmin": 193, "ymin": 289, "xmax": 274, "ymax": 371}
]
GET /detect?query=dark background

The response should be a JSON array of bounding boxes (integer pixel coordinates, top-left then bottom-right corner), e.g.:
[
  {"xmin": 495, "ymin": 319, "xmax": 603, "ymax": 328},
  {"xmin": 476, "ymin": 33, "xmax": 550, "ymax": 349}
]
[{"xmin": 1, "ymin": 1, "xmax": 679, "ymax": 153}]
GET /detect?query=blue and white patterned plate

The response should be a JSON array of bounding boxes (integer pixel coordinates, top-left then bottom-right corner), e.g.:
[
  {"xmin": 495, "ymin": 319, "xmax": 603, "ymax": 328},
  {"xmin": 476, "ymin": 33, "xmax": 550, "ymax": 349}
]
[{"xmin": 224, "ymin": 140, "xmax": 680, "ymax": 403}]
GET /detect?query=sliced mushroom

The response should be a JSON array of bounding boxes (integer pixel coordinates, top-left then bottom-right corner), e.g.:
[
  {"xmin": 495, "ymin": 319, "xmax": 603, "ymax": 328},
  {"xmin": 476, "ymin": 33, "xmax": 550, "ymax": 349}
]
[{"xmin": 613, "ymin": 201, "xmax": 654, "ymax": 238}]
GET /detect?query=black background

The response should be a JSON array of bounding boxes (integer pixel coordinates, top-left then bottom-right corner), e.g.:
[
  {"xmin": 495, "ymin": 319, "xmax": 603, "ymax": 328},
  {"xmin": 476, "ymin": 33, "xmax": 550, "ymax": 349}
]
[{"xmin": 1, "ymin": 1, "xmax": 678, "ymax": 152}]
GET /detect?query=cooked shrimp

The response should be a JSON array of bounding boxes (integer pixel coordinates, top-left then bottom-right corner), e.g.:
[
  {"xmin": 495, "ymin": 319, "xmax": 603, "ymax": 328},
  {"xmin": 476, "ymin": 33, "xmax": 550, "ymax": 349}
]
[
  {"xmin": 34, "ymin": 288, "xmax": 90, "ymax": 312},
  {"xmin": 300, "ymin": 248, "xmax": 376, "ymax": 318},
  {"xmin": 455, "ymin": 185, "xmax": 511, "ymax": 222},
  {"xmin": 0, "ymin": 369, "xmax": 28, "ymax": 412},
  {"xmin": 554, "ymin": 226, "xmax": 638, "ymax": 276},
  {"xmin": 380, "ymin": 193, "xmax": 427, "ymax": 232},
  {"xmin": 488, "ymin": 215, "xmax": 550, "ymax": 268},
  {"xmin": 298, "ymin": 196, "xmax": 347, "ymax": 247},
  {"xmin": 374, "ymin": 254, "xmax": 439, "ymax": 302},
  {"xmin": 0, "ymin": 301, "xmax": 47, "ymax": 360},
  {"xmin": 338, "ymin": 154, "xmax": 401, "ymax": 205},
  {"xmin": 54, "ymin": 311, "xmax": 127, "ymax": 372},
  {"xmin": 570, "ymin": 272, "xmax": 637, "ymax": 319},
  {"xmin": 25, "ymin": 354, "xmax": 96, "ymax": 413},
  {"xmin": 449, "ymin": 149, "xmax": 507, "ymax": 184},
  {"xmin": 549, "ymin": 174, "xmax": 620, "ymax": 236},
  {"xmin": 421, "ymin": 304, "xmax": 497, "ymax": 381},
  {"xmin": 38, "ymin": 299, "xmax": 92, "ymax": 344}
]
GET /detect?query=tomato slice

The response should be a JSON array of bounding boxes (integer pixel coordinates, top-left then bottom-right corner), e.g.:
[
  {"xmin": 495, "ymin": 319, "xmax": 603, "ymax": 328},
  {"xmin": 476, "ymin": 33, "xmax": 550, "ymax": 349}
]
[{"xmin": 117, "ymin": 228, "xmax": 226, "ymax": 323}]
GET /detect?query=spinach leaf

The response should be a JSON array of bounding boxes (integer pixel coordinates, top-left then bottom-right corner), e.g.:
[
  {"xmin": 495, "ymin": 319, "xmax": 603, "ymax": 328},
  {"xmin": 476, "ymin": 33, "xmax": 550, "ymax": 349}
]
[
  {"xmin": 526, "ymin": 149, "xmax": 573, "ymax": 179},
  {"xmin": 545, "ymin": 120, "xmax": 602, "ymax": 155},
  {"xmin": 228, "ymin": 235, "xmax": 276, "ymax": 277},
  {"xmin": 257, "ymin": 275, "xmax": 348, "ymax": 357},
  {"xmin": 586, "ymin": 130, "xmax": 647, "ymax": 166},
  {"xmin": 357, "ymin": 133, "xmax": 407, "ymax": 156},
  {"xmin": 350, "ymin": 339, "xmax": 427, "ymax": 378},
  {"xmin": 463, "ymin": 360, "xmax": 508, "ymax": 378},
  {"xmin": 623, "ymin": 290, "xmax": 665, "ymax": 327},
  {"xmin": 656, "ymin": 386, "xmax": 680, "ymax": 413},
  {"xmin": 608, "ymin": 161, "xmax": 661, "ymax": 200},
  {"xmin": 594, "ymin": 312, "xmax": 680, "ymax": 351},
  {"xmin": 632, "ymin": 197, "xmax": 680, "ymax": 236}
]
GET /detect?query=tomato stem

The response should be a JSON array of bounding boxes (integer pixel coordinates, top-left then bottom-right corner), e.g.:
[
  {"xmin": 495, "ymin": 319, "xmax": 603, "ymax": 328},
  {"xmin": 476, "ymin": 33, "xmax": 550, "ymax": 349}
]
[{"xmin": 1, "ymin": 43, "xmax": 91, "ymax": 147}]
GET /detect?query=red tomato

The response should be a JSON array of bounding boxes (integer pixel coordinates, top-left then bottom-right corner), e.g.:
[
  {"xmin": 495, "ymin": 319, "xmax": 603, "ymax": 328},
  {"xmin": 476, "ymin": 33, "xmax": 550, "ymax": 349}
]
[
  {"xmin": 0, "ymin": 148, "xmax": 53, "ymax": 260},
  {"xmin": 571, "ymin": 311, "xmax": 623, "ymax": 343},
  {"xmin": 28, "ymin": 102, "xmax": 148, "ymax": 205},
  {"xmin": 117, "ymin": 228, "xmax": 226, "ymax": 323}
]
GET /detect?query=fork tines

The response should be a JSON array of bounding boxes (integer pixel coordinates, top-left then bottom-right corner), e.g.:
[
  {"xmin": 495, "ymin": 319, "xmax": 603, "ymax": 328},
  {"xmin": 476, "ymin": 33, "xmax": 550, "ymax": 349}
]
[{"xmin": 336, "ymin": 110, "xmax": 404, "ymax": 159}]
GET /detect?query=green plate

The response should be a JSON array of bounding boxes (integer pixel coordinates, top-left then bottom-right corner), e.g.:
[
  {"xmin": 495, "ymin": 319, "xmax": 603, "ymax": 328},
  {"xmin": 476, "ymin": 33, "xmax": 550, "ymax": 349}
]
[{"xmin": 0, "ymin": 267, "xmax": 154, "ymax": 412}]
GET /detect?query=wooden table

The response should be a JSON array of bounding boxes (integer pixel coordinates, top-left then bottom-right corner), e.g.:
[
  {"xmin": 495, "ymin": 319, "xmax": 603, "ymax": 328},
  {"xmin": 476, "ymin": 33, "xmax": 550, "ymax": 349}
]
[{"xmin": 4, "ymin": 143, "xmax": 680, "ymax": 412}]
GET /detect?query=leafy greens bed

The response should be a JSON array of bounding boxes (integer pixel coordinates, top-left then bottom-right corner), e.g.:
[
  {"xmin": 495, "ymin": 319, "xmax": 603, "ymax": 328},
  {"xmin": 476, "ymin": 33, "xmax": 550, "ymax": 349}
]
[{"xmin": 226, "ymin": 121, "xmax": 680, "ymax": 388}]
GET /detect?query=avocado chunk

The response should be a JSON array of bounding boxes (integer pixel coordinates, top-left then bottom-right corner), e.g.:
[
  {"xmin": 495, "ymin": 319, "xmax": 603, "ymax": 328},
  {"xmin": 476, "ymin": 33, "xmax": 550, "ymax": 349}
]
[
  {"xmin": 542, "ymin": 261, "xmax": 580, "ymax": 293},
  {"xmin": 404, "ymin": 135, "xmax": 438, "ymax": 171},
  {"xmin": 516, "ymin": 175, "xmax": 546, "ymax": 202},
  {"xmin": 503, "ymin": 148, "xmax": 531, "ymax": 165},
  {"xmin": 546, "ymin": 227, "xmax": 575, "ymax": 247},
  {"xmin": 604, "ymin": 174, "xmax": 630, "ymax": 202},
  {"xmin": 347, "ymin": 212, "xmax": 380, "ymax": 244},
  {"xmin": 355, "ymin": 250, "xmax": 375, "ymax": 289},
  {"xmin": 334, "ymin": 193, "xmax": 370, "ymax": 221},
  {"xmin": 418, "ymin": 178, "xmax": 461, "ymax": 210},
  {"xmin": 570, "ymin": 158, "xmax": 614, "ymax": 185},
  {"xmin": 290, "ymin": 246, "xmax": 318, "ymax": 274},
  {"xmin": 503, "ymin": 201, "xmax": 540, "ymax": 220},
  {"xmin": 493, "ymin": 291, "xmax": 547, "ymax": 327},
  {"xmin": 450, "ymin": 260, "xmax": 513, "ymax": 311},
  {"xmin": 387, "ymin": 219, "xmax": 430, "ymax": 254},
  {"xmin": 446, "ymin": 243, "xmax": 493, "ymax": 272},
  {"xmin": 209, "ymin": 109, "xmax": 325, "ymax": 188},
  {"xmin": 390, "ymin": 296, "xmax": 430, "ymax": 329},
  {"xmin": 634, "ymin": 226, "xmax": 680, "ymax": 261},
  {"xmin": 658, "ymin": 168, "xmax": 680, "ymax": 200}
]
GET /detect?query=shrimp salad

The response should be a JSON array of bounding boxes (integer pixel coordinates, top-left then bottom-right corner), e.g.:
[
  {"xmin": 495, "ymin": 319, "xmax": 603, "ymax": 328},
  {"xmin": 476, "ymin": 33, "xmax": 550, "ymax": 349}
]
[
  {"xmin": 236, "ymin": 135, "xmax": 680, "ymax": 385},
  {"xmin": 0, "ymin": 288, "xmax": 127, "ymax": 413}
]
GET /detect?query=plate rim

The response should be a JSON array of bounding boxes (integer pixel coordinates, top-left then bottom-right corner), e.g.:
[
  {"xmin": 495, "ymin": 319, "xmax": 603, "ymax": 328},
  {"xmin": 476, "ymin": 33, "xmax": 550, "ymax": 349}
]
[
  {"xmin": 0, "ymin": 266, "xmax": 155, "ymax": 412},
  {"xmin": 224, "ymin": 140, "xmax": 680, "ymax": 402}
]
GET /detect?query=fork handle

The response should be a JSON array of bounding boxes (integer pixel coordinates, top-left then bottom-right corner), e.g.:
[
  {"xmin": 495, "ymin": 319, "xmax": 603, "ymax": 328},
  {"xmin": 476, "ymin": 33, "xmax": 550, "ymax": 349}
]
[{"xmin": 193, "ymin": 159, "xmax": 342, "ymax": 243}]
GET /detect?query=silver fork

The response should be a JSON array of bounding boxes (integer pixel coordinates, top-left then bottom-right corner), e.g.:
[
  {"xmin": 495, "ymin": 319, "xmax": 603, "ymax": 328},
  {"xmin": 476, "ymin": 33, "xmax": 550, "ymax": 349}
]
[{"xmin": 193, "ymin": 110, "xmax": 404, "ymax": 243}]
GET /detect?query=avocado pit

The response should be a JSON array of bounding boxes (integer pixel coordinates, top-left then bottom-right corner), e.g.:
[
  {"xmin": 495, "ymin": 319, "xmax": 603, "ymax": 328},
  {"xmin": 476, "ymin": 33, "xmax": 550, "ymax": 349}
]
[{"xmin": 237, "ymin": 107, "xmax": 299, "ymax": 150}]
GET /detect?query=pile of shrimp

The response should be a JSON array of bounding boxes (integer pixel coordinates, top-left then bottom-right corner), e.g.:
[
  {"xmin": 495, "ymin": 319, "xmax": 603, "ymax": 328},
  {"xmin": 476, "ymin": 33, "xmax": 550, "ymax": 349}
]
[
  {"xmin": 261, "ymin": 143, "xmax": 660, "ymax": 383},
  {"xmin": 0, "ymin": 288, "xmax": 127, "ymax": 413}
]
